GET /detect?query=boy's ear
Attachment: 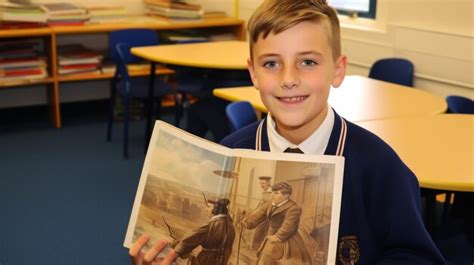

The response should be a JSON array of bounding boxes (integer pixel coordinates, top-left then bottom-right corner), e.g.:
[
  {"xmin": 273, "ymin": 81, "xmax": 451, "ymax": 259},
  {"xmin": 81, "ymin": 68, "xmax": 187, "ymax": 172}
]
[
  {"xmin": 331, "ymin": 55, "xmax": 347, "ymax": 88},
  {"xmin": 247, "ymin": 58, "xmax": 259, "ymax": 90}
]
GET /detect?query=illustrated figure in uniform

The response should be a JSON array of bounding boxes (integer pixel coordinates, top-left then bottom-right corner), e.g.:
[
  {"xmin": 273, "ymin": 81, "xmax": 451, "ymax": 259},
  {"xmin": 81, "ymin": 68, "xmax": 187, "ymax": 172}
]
[{"xmin": 242, "ymin": 182, "xmax": 311, "ymax": 265}]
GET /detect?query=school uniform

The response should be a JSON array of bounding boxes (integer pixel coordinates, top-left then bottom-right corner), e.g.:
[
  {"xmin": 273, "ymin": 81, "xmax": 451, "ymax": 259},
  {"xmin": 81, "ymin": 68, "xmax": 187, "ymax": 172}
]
[{"xmin": 220, "ymin": 108, "xmax": 446, "ymax": 265}]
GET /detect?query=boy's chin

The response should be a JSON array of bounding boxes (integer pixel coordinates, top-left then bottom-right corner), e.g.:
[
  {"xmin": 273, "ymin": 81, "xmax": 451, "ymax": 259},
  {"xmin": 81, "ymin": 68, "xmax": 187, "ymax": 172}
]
[
  {"xmin": 273, "ymin": 112, "xmax": 326, "ymax": 131},
  {"xmin": 274, "ymin": 115, "xmax": 310, "ymax": 129}
]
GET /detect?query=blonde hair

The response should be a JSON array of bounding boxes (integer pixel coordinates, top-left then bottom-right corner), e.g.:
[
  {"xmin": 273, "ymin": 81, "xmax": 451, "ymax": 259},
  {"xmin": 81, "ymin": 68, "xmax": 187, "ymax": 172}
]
[{"xmin": 248, "ymin": 0, "xmax": 341, "ymax": 60}]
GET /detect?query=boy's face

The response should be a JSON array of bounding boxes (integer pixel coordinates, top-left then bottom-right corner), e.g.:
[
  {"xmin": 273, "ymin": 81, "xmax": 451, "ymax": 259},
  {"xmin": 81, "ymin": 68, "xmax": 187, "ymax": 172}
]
[{"xmin": 248, "ymin": 21, "xmax": 347, "ymax": 143}]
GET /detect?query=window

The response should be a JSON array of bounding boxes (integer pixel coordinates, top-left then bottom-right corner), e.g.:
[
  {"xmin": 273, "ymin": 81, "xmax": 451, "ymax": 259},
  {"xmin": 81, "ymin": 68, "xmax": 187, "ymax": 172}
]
[{"xmin": 328, "ymin": 0, "xmax": 377, "ymax": 19}]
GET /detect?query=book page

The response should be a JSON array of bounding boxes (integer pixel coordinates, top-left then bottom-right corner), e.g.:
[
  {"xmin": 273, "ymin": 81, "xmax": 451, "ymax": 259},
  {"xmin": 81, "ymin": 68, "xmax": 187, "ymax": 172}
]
[
  {"xmin": 124, "ymin": 121, "xmax": 344, "ymax": 265},
  {"xmin": 227, "ymin": 148, "xmax": 344, "ymax": 265},
  {"xmin": 124, "ymin": 121, "xmax": 233, "ymax": 249}
]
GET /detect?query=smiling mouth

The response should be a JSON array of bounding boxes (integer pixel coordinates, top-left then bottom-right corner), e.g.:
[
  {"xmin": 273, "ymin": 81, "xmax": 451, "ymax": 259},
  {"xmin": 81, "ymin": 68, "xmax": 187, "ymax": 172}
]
[{"xmin": 277, "ymin": 96, "xmax": 308, "ymax": 103}]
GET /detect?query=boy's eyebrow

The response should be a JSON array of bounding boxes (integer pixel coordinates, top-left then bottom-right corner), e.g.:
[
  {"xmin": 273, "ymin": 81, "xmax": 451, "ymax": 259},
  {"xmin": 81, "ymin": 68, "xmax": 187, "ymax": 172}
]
[
  {"xmin": 297, "ymin": 51, "xmax": 323, "ymax": 56},
  {"xmin": 257, "ymin": 53, "xmax": 280, "ymax": 60},
  {"xmin": 257, "ymin": 51, "xmax": 323, "ymax": 60}
]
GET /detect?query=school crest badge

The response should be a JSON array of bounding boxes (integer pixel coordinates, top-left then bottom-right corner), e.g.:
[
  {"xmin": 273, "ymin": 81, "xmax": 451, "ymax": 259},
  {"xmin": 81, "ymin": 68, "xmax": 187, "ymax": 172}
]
[{"xmin": 338, "ymin": 235, "xmax": 360, "ymax": 264}]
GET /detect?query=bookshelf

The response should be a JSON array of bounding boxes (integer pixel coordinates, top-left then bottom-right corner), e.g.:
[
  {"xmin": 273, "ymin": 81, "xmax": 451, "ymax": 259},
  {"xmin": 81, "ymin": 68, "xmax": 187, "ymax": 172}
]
[{"xmin": 0, "ymin": 16, "xmax": 245, "ymax": 128}]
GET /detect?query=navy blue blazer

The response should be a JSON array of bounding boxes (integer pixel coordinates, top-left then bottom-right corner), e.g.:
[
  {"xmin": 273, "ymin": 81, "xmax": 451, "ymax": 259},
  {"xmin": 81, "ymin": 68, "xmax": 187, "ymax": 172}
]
[{"xmin": 220, "ymin": 110, "xmax": 445, "ymax": 265}]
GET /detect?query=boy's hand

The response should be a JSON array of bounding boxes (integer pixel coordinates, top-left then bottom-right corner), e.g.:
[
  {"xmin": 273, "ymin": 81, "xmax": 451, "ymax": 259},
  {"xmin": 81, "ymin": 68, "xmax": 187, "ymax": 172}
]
[{"xmin": 129, "ymin": 234, "xmax": 177, "ymax": 265}]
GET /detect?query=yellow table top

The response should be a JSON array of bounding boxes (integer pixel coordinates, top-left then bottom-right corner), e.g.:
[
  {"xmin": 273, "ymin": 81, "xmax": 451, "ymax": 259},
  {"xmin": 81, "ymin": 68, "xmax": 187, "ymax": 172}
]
[
  {"xmin": 131, "ymin": 41, "xmax": 248, "ymax": 70},
  {"xmin": 213, "ymin": 75, "xmax": 448, "ymax": 122},
  {"xmin": 356, "ymin": 114, "xmax": 474, "ymax": 192}
]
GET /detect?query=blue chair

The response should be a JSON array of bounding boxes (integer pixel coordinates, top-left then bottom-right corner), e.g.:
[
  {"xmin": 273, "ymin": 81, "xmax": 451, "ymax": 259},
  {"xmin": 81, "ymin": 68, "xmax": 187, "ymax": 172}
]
[
  {"xmin": 446, "ymin": 95, "xmax": 474, "ymax": 114},
  {"xmin": 106, "ymin": 29, "xmax": 174, "ymax": 158},
  {"xmin": 369, "ymin": 58, "xmax": 414, "ymax": 87},
  {"xmin": 225, "ymin": 101, "xmax": 258, "ymax": 133}
]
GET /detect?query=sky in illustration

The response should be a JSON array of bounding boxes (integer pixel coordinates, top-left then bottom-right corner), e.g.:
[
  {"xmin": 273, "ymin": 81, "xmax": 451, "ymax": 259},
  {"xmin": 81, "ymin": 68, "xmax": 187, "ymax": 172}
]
[{"xmin": 148, "ymin": 131, "xmax": 233, "ymax": 194}]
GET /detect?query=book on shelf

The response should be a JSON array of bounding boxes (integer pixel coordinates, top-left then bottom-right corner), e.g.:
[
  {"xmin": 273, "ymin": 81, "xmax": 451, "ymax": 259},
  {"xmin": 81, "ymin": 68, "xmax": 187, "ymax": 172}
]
[
  {"xmin": 40, "ymin": 2, "xmax": 86, "ymax": 16},
  {"xmin": 0, "ymin": 66, "xmax": 45, "ymax": 77},
  {"xmin": 0, "ymin": 5, "xmax": 47, "ymax": 23},
  {"xmin": 203, "ymin": 11, "xmax": 227, "ymax": 19},
  {"xmin": 144, "ymin": 0, "xmax": 201, "ymax": 11},
  {"xmin": 146, "ymin": 5, "xmax": 203, "ymax": 19},
  {"xmin": 57, "ymin": 44, "xmax": 104, "ymax": 66},
  {"xmin": 0, "ymin": 21, "xmax": 45, "ymax": 29},
  {"xmin": 0, "ymin": 39, "xmax": 42, "ymax": 51},
  {"xmin": 124, "ymin": 121, "xmax": 345, "ymax": 265},
  {"xmin": 0, "ymin": 57, "xmax": 46, "ymax": 69},
  {"xmin": 47, "ymin": 13, "xmax": 89, "ymax": 21},
  {"xmin": 58, "ymin": 67, "xmax": 101, "ymax": 75},
  {"xmin": 0, "ymin": 66, "xmax": 47, "ymax": 80},
  {"xmin": 58, "ymin": 63, "xmax": 99, "ymax": 74},
  {"xmin": 47, "ymin": 20, "xmax": 86, "ymax": 27}
]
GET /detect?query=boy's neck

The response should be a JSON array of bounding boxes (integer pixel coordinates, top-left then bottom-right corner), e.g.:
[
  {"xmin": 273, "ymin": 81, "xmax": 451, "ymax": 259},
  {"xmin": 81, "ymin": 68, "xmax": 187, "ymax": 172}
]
[{"xmin": 275, "ymin": 105, "xmax": 329, "ymax": 145}]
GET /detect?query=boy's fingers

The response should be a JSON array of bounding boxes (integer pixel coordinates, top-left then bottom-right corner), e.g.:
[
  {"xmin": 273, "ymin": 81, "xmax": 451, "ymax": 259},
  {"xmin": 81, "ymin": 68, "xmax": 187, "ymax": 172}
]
[
  {"xmin": 161, "ymin": 249, "xmax": 178, "ymax": 265},
  {"xmin": 143, "ymin": 239, "xmax": 169, "ymax": 263},
  {"xmin": 130, "ymin": 234, "xmax": 150, "ymax": 257}
]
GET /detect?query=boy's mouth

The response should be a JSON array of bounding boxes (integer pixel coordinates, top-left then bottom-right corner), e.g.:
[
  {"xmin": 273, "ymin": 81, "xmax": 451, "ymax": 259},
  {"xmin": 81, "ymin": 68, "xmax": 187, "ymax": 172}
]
[{"xmin": 277, "ymin": 96, "xmax": 308, "ymax": 103}]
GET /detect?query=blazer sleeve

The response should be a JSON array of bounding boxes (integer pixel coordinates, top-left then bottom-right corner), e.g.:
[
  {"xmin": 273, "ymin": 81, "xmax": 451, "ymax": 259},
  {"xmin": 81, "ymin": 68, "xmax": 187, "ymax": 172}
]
[{"xmin": 367, "ymin": 145, "xmax": 446, "ymax": 264}]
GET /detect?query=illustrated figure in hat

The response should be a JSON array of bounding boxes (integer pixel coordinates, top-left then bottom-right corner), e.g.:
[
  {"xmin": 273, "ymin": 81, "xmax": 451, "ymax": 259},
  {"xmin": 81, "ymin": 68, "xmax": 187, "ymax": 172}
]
[
  {"xmin": 173, "ymin": 198, "xmax": 236, "ymax": 265},
  {"xmin": 250, "ymin": 175, "xmax": 273, "ymax": 250},
  {"xmin": 242, "ymin": 182, "xmax": 311, "ymax": 264}
]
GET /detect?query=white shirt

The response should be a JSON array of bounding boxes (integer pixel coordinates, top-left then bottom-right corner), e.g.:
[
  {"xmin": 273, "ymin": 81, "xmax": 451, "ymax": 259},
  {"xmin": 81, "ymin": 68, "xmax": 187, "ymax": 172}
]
[{"xmin": 267, "ymin": 107, "xmax": 335, "ymax": 155}]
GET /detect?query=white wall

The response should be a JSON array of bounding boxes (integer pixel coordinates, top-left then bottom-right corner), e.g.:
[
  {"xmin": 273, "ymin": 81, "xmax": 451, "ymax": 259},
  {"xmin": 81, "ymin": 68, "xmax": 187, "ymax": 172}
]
[{"xmin": 239, "ymin": 0, "xmax": 474, "ymax": 99}]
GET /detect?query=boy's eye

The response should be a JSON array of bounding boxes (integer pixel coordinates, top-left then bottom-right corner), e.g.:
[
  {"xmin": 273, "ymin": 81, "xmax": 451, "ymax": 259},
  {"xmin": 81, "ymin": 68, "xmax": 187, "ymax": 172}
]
[
  {"xmin": 263, "ymin": 61, "xmax": 279, "ymax": 68},
  {"xmin": 301, "ymin": 59, "xmax": 317, "ymax": 66}
]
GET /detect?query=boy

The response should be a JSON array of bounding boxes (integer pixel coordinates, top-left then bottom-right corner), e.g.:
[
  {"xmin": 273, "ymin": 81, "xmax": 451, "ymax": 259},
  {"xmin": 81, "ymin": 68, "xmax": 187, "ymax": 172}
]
[{"xmin": 130, "ymin": 0, "xmax": 446, "ymax": 264}]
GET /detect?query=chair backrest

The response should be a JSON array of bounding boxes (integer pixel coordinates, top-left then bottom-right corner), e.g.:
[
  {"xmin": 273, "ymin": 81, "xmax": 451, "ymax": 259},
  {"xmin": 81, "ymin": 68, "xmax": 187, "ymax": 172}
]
[
  {"xmin": 446, "ymin": 95, "xmax": 474, "ymax": 114},
  {"xmin": 109, "ymin": 29, "xmax": 159, "ymax": 64},
  {"xmin": 226, "ymin": 101, "xmax": 258, "ymax": 132},
  {"xmin": 115, "ymin": 43, "xmax": 132, "ymax": 81},
  {"xmin": 369, "ymin": 58, "xmax": 414, "ymax": 87}
]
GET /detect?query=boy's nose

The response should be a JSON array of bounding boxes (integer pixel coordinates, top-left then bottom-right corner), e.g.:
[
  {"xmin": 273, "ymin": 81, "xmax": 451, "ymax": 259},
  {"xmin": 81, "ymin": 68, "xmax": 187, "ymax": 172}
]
[{"xmin": 281, "ymin": 67, "xmax": 300, "ymax": 89}]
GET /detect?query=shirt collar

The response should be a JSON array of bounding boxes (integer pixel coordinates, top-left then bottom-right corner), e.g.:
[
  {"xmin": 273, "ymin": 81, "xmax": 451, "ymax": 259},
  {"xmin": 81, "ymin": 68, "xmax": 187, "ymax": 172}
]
[
  {"xmin": 210, "ymin": 214, "xmax": 227, "ymax": 221},
  {"xmin": 272, "ymin": 198, "xmax": 289, "ymax": 207},
  {"xmin": 267, "ymin": 107, "xmax": 335, "ymax": 155}
]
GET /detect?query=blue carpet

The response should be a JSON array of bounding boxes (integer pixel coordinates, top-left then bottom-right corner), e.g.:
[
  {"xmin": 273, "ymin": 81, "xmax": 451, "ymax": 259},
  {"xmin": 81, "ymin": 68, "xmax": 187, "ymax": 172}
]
[
  {"xmin": 0, "ymin": 102, "xmax": 154, "ymax": 265},
  {"xmin": 0, "ymin": 101, "xmax": 472, "ymax": 265}
]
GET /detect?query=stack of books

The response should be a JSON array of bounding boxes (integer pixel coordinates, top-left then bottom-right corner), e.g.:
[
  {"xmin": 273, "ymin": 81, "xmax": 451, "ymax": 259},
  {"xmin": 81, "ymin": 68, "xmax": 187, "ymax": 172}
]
[
  {"xmin": 0, "ymin": 39, "xmax": 48, "ymax": 82},
  {"xmin": 40, "ymin": 2, "xmax": 89, "ymax": 26},
  {"xmin": 57, "ymin": 45, "xmax": 103, "ymax": 75},
  {"xmin": 0, "ymin": 0, "xmax": 47, "ymax": 27},
  {"xmin": 144, "ymin": 0, "xmax": 203, "ymax": 20},
  {"xmin": 82, "ymin": 3, "xmax": 128, "ymax": 23}
]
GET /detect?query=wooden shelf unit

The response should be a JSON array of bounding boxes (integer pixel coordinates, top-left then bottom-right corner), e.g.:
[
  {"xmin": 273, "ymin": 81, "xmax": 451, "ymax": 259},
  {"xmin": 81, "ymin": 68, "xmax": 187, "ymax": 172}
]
[
  {"xmin": 57, "ymin": 66, "xmax": 175, "ymax": 82},
  {"xmin": 0, "ymin": 16, "xmax": 245, "ymax": 128},
  {"xmin": 0, "ymin": 77, "xmax": 54, "ymax": 88}
]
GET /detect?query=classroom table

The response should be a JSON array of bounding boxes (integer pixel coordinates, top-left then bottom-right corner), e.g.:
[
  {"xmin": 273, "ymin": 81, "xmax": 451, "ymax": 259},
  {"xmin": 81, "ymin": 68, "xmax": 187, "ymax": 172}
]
[
  {"xmin": 213, "ymin": 75, "xmax": 448, "ymax": 122},
  {"xmin": 131, "ymin": 40, "xmax": 248, "ymax": 69},
  {"xmin": 356, "ymin": 114, "xmax": 473, "ymax": 231},
  {"xmin": 131, "ymin": 41, "xmax": 249, "ymax": 145}
]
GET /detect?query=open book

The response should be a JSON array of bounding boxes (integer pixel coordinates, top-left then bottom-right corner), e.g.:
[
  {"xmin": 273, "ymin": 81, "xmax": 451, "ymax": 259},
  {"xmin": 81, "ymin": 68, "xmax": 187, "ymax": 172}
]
[{"xmin": 124, "ymin": 121, "xmax": 345, "ymax": 265}]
